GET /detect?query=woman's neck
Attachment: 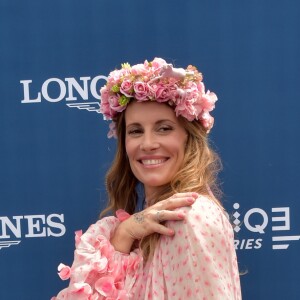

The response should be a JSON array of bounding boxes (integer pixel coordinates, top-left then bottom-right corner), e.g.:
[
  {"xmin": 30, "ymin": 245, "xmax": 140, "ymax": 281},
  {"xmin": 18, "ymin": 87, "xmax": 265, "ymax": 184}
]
[{"xmin": 145, "ymin": 185, "xmax": 167, "ymax": 207}]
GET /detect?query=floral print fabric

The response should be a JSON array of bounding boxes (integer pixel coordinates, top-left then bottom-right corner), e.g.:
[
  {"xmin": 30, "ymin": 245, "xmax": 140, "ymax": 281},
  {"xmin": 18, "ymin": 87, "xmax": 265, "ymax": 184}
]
[{"xmin": 52, "ymin": 196, "xmax": 241, "ymax": 299}]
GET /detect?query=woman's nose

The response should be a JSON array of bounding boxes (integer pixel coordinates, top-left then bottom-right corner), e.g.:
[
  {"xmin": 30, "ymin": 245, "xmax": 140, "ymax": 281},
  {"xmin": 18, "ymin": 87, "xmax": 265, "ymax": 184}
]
[{"xmin": 140, "ymin": 133, "xmax": 159, "ymax": 151}]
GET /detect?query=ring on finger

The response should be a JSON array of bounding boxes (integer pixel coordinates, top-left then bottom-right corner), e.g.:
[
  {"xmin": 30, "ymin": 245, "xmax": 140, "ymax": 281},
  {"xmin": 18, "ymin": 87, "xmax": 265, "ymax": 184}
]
[{"xmin": 156, "ymin": 210, "xmax": 163, "ymax": 223}]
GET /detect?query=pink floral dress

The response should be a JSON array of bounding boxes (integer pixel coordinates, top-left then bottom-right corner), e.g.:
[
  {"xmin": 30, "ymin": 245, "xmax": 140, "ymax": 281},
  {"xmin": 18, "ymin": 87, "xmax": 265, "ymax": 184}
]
[{"xmin": 52, "ymin": 196, "xmax": 242, "ymax": 299}]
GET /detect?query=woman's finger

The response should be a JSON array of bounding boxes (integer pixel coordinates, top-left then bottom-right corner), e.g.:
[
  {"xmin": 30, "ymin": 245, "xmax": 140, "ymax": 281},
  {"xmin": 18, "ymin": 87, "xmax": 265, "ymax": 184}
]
[
  {"xmin": 158, "ymin": 192, "xmax": 198, "ymax": 210},
  {"xmin": 154, "ymin": 209, "xmax": 186, "ymax": 223},
  {"xmin": 152, "ymin": 223, "xmax": 175, "ymax": 237}
]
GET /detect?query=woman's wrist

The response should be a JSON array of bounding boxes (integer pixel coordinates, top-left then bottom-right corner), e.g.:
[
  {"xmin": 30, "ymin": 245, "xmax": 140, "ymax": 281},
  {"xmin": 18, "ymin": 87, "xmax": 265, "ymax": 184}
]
[{"xmin": 110, "ymin": 220, "xmax": 136, "ymax": 254}]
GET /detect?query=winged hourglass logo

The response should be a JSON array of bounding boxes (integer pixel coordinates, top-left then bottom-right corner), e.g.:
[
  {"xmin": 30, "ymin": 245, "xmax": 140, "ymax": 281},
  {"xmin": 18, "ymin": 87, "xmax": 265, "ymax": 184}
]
[
  {"xmin": 0, "ymin": 241, "xmax": 21, "ymax": 250},
  {"xmin": 66, "ymin": 102, "xmax": 101, "ymax": 113}
]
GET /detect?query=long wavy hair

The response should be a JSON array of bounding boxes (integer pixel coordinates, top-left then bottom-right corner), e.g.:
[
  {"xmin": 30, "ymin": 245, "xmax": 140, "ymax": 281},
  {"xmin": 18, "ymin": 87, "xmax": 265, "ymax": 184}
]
[{"xmin": 100, "ymin": 104, "xmax": 222, "ymax": 260}]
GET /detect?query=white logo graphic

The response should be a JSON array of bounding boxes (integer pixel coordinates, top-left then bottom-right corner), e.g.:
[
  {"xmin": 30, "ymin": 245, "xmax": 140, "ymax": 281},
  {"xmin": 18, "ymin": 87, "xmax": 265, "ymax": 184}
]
[
  {"xmin": 20, "ymin": 75, "xmax": 107, "ymax": 114},
  {"xmin": 66, "ymin": 102, "xmax": 101, "ymax": 113},
  {"xmin": 0, "ymin": 241, "xmax": 21, "ymax": 250},
  {"xmin": 233, "ymin": 203, "xmax": 300, "ymax": 250},
  {"xmin": 0, "ymin": 213, "xmax": 66, "ymax": 251}
]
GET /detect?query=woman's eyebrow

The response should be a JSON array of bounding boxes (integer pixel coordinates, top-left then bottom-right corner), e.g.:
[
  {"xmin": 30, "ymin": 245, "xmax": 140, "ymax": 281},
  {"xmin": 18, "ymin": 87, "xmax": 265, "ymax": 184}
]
[
  {"xmin": 155, "ymin": 119, "xmax": 176, "ymax": 125},
  {"xmin": 126, "ymin": 119, "xmax": 176, "ymax": 128},
  {"xmin": 126, "ymin": 122, "xmax": 141, "ymax": 128}
]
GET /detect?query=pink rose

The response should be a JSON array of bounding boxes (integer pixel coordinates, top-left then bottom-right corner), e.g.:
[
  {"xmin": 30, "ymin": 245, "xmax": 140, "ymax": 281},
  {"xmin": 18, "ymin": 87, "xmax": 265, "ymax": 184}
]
[
  {"xmin": 175, "ymin": 88, "xmax": 202, "ymax": 121},
  {"xmin": 108, "ymin": 70, "xmax": 122, "ymax": 86},
  {"xmin": 120, "ymin": 80, "xmax": 134, "ymax": 97},
  {"xmin": 109, "ymin": 68, "xmax": 130, "ymax": 84},
  {"xmin": 186, "ymin": 90, "xmax": 203, "ymax": 117},
  {"xmin": 153, "ymin": 84, "xmax": 171, "ymax": 102},
  {"xmin": 108, "ymin": 94, "xmax": 127, "ymax": 113},
  {"xmin": 151, "ymin": 57, "xmax": 167, "ymax": 70},
  {"xmin": 100, "ymin": 102, "xmax": 114, "ymax": 119},
  {"xmin": 100, "ymin": 86, "xmax": 109, "ymax": 102},
  {"xmin": 170, "ymin": 88, "xmax": 186, "ymax": 104},
  {"xmin": 131, "ymin": 63, "xmax": 149, "ymax": 76},
  {"xmin": 185, "ymin": 81, "xmax": 199, "ymax": 92},
  {"xmin": 174, "ymin": 98, "xmax": 197, "ymax": 121},
  {"xmin": 200, "ymin": 91, "xmax": 218, "ymax": 111},
  {"xmin": 192, "ymin": 100, "xmax": 203, "ymax": 117},
  {"xmin": 197, "ymin": 81, "xmax": 205, "ymax": 93},
  {"xmin": 95, "ymin": 276, "xmax": 116, "ymax": 297},
  {"xmin": 133, "ymin": 81, "xmax": 150, "ymax": 100},
  {"xmin": 200, "ymin": 111, "xmax": 214, "ymax": 131},
  {"xmin": 100, "ymin": 87, "xmax": 114, "ymax": 119},
  {"xmin": 57, "ymin": 263, "xmax": 71, "ymax": 280}
]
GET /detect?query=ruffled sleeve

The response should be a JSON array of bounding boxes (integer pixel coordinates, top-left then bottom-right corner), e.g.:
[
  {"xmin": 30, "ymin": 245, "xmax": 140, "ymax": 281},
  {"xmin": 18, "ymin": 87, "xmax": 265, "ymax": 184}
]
[{"xmin": 52, "ymin": 216, "xmax": 142, "ymax": 300}]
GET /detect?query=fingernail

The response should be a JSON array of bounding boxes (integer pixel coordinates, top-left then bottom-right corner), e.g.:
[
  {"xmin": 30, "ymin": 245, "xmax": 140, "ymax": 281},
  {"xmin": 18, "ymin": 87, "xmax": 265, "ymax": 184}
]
[
  {"xmin": 187, "ymin": 197, "xmax": 195, "ymax": 203},
  {"xmin": 178, "ymin": 212, "xmax": 185, "ymax": 218},
  {"xmin": 169, "ymin": 229, "xmax": 174, "ymax": 235}
]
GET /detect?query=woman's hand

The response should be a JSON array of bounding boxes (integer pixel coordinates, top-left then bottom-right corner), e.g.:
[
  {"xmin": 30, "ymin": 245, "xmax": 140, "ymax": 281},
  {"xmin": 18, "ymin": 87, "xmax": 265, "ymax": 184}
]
[{"xmin": 110, "ymin": 192, "xmax": 198, "ymax": 253}]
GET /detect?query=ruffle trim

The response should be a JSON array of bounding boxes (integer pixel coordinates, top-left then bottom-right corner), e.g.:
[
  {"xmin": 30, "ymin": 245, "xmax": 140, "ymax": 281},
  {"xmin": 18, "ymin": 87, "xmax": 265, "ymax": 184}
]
[{"xmin": 52, "ymin": 214, "xmax": 142, "ymax": 300}]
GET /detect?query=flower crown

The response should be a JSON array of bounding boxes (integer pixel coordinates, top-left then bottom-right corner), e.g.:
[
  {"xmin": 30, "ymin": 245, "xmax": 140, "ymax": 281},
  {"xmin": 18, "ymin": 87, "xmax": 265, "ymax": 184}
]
[{"xmin": 100, "ymin": 57, "xmax": 217, "ymax": 138}]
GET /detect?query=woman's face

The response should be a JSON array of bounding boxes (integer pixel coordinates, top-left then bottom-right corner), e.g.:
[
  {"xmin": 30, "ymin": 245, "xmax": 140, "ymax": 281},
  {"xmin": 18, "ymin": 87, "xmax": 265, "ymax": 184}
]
[{"xmin": 125, "ymin": 101, "xmax": 187, "ymax": 198}]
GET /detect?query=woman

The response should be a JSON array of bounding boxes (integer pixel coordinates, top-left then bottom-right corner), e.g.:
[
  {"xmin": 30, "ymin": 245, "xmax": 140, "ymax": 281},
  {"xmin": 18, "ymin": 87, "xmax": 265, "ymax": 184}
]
[{"xmin": 53, "ymin": 58, "xmax": 241, "ymax": 299}]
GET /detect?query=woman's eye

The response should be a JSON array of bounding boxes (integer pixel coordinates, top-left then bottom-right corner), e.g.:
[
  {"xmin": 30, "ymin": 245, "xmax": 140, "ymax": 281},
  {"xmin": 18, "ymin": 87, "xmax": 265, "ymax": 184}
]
[
  {"xmin": 158, "ymin": 126, "xmax": 172, "ymax": 132},
  {"xmin": 128, "ymin": 129, "xmax": 142, "ymax": 135}
]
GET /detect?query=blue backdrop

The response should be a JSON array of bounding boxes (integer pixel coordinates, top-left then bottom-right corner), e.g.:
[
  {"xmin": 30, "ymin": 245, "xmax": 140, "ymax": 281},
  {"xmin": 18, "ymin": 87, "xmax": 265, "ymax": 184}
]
[{"xmin": 1, "ymin": 0, "xmax": 300, "ymax": 299}]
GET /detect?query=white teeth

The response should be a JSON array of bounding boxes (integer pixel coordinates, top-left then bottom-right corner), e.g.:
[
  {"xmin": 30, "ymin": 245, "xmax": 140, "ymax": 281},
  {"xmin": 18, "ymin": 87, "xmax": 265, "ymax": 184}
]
[{"xmin": 141, "ymin": 159, "xmax": 165, "ymax": 165}]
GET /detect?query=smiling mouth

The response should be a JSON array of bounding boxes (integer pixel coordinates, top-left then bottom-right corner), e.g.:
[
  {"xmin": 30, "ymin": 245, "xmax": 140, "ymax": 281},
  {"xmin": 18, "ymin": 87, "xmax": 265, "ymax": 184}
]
[{"xmin": 140, "ymin": 158, "xmax": 168, "ymax": 166}]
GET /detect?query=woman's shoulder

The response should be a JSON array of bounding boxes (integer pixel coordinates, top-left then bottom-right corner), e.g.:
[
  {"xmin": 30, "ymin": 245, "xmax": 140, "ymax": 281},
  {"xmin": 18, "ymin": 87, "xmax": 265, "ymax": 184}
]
[
  {"xmin": 171, "ymin": 194, "xmax": 232, "ymax": 234},
  {"xmin": 193, "ymin": 194, "xmax": 225, "ymax": 215},
  {"xmin": 172, "ymin": 194, "xmax": 225, "ymax": 216},
  {"xmin": 193, "ymin": 196, "xmax": 235, "ymax": 241},
  {"xmin": 192, "ymin": 194, "xmax": 230, "ymax": 223}
]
